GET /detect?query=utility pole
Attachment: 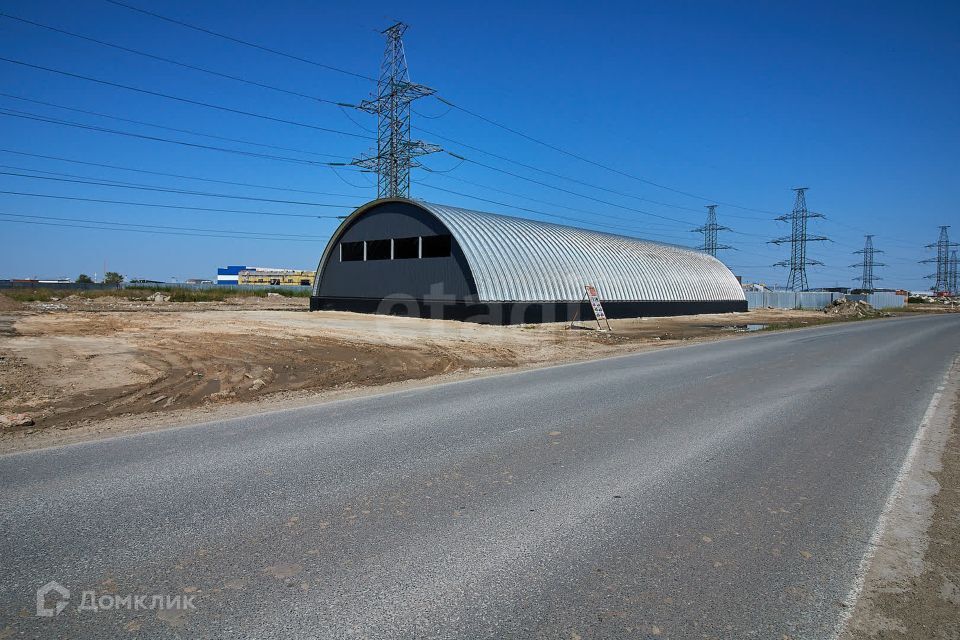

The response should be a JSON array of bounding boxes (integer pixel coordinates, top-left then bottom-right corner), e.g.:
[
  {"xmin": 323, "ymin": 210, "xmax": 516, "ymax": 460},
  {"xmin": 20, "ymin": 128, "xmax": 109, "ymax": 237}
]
[
  {"xmin": 851, "ymin": 235, "xmax": 885, "ymax": 292},
  {"xmin": 920, "ymin": 226, "xmax": 958, "ymax": 294},
  {"xmin": 770, "ymin": 187, "xmax": 828, "ymax": 291},
  {"xmin": 352, "ymin": 22, "xmax": 441, "ymax": 199},
  {"xmin": 692, "ymin": 205, "xmax": 732, "ymax": 257}
]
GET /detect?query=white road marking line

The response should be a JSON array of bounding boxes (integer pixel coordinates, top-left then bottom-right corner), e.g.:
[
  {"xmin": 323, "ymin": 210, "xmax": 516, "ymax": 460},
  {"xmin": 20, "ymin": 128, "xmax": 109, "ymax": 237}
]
[{"xmin": 831, "ymin": 359, "xmax": 957, "ymax": 639}]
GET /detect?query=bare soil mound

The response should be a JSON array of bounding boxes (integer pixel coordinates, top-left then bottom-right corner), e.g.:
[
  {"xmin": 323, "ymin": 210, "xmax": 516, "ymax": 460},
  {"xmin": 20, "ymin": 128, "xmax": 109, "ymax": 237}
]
[{"xmin": 823, "ymin": 298, "xmax": 885, "ymax": 318}]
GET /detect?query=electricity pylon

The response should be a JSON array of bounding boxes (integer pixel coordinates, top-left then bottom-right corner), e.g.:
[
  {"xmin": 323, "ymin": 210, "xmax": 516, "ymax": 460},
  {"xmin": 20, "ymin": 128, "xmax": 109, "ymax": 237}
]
[
  {"xmin": 692, "ymin": 205, "xmax": 732, "ymax": 257},
  {"xmin": 352, "ymin": 22, "xmax": 441, "ymax": 198},
  {"xmin": 770, "ymin": 187, "xmax": 828, "ymax": 291},
  {"xmin": 850, "ymin": 235, "xmax": 884, "ymax": 291},
  {"xmin": 920, "ymin": 226, "xmax": 958, "ymax": 294},
  {"xmin": 949, "ymin": 250, "xmax": 959, "ymax": 296}
]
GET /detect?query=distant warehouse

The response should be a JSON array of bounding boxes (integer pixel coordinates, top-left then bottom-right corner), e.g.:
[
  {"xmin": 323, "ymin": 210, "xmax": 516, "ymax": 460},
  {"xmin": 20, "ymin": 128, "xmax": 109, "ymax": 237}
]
[
  {"xmin": 217, "ymin": 265, "xmax": 314, "ymax": 286},
  {"xmin": 310, "ymin": 199, "xmax": 746, "ymax": 324},
  {"xmin": 238, "ymin": 269, "xmax": 314, "ymax": 287}
]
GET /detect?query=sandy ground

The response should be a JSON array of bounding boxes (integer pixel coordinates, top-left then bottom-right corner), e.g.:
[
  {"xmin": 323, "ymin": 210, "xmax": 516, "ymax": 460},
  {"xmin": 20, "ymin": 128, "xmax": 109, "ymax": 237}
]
[{"xmin": 0, "ymin": 294, "xmax": 884, "ymax": 453}]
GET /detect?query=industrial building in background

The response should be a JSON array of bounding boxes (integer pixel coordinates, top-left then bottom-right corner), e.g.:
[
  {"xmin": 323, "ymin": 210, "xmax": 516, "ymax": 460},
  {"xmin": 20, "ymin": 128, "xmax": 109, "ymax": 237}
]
[
  {"xmin": 309, "ymin": 198, "xmax": 746, "ymax": 324},
  {"xmin": 770, "ymin": 187, "xmax": 829, "ymax": 291},
  {"xmin": 216, "ymin": 265, "xmax": 314, "ymax": 287}
]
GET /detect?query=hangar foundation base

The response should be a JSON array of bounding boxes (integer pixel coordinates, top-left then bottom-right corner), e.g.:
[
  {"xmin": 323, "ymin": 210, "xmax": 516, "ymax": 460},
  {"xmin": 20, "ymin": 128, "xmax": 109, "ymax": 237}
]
[{"xmin": 309, "ymin": 296, "xmax": 747, "ymax": 325}]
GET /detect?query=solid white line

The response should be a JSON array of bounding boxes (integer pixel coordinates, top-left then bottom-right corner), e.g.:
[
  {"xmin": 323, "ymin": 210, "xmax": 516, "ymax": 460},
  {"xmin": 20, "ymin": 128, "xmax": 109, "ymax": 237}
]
[{"xmin": 831, "ymin": 365, "xmax": 954, "ymax": 638}]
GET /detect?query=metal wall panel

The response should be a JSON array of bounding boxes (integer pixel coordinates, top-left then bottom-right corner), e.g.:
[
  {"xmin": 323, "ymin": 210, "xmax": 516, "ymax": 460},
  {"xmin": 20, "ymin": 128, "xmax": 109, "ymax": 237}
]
[
  {"xmin": 313, "ymin": 199, "xmax": 746, "ymax": 303},
  {"xmin": 745, "ymin": 291, "xmax": 907, "ymax": 310}
]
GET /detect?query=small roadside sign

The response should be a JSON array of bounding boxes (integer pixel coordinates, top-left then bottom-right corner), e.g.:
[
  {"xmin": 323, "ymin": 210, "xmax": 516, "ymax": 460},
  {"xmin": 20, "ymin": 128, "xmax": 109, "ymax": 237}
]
[{"xmin": 584, "ymin": 285, "xmax": 612, "ymax": 331}]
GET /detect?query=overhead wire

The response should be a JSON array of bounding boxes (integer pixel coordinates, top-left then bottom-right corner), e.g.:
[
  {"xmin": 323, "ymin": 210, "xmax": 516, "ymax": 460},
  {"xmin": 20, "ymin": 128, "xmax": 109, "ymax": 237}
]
[
  {"xmin": 0, "ymin": 148, "xmax": 359, "ymax": 198},
  {"xmin": 419, "ymin": 165, "xmax": 690, "ymax": 231},
  {"xmin": 88, "ymin": 0, "xmax": 791, "ymax": 224},
  {"xmin": 0, "ymin": 215, "xmax": 326, "ymax": 241},
  {"xmin": 445, "ymin": 151, "xmax": 718, "ymax": 227},
  {"xmin": 103, "ymin": 0, "xmax": 377, "ymax": 82},
  {"xmin": 0, "ymin": 168, "xmax": 356, "ymax": 208},
  {"xmin": 0, "ymin": 190, "xmax": 350, "ymax": 219},
  {"xmin": 0, "ymin": 12, "xmax": 355, "ymax": 107},
  {"xmin": 3, "ymin": 3, "xmax": 922, "ymax": 277},
  {"xmin": 0, "ymin": 92, "xmax": 351, "ymax": 161},
  {"xmin": 0, "ymin": 56, "xmax": 373, "ymax": 140},
  {"xmin": 0, "ymin": 212, "xmax": 328, "ymax": 238},
  {"xmin": 411, "ymin": 181, "xmax": 695, "ymax": 244},
  {"xmin": 433, "ymin": 96, "xmax": 782, "ymax": 216},
  {"xmin": 84, "ymin": 0, "xmax": 914, "ymax": 264},
  {"xmin": 0, "ymin": 108, "xmax": 351, "ymax": 170}
]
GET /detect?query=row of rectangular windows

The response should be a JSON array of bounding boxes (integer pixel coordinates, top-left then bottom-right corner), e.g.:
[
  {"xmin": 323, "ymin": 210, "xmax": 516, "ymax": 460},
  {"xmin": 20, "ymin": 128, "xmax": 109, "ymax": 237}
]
[{"xmin": 340, "ymin": 235, "xmax": 452, "ymax": 262}]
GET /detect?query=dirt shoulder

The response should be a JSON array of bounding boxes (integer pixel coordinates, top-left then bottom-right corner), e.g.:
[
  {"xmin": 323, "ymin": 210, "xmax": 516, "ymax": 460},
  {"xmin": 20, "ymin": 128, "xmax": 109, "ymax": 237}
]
[
  {"xmin": 0, "ymin": 294, "xmax": 885, "ymax": 453},
  {"xmin": 840, "ymin": 358, "xmax": 960, "ymax": 639}
]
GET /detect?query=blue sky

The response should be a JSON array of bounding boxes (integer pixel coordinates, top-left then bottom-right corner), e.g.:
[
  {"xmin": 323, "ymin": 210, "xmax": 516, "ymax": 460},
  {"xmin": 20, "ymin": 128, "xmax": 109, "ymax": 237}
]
[{"xmin": 0, "ymin": 0, "xmax": 956, "ymax": 289}]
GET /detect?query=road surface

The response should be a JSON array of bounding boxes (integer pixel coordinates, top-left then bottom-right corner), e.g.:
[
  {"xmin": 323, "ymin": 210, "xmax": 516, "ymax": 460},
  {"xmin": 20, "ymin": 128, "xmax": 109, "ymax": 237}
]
[{"xmin": 2, "ymin": 313, "xmax": 959, "ymax": 639}]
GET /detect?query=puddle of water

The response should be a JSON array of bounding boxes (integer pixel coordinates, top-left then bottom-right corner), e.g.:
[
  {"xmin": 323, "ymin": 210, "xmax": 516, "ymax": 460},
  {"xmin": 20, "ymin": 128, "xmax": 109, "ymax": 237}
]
[{"xmin": 724, "ymin": 324, "xmax": 768, "ymax": 332}]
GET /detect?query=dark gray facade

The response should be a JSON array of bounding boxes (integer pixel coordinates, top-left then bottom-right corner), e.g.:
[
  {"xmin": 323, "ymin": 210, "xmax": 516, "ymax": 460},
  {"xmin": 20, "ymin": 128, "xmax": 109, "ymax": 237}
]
[{"xmin": 316, "ymin": 201, "xmax": 476, "ymax": 301}]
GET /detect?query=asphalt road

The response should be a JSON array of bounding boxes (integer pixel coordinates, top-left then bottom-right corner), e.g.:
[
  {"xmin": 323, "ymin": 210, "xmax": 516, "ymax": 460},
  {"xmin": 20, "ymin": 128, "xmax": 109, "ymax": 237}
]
[{"xmin": 2, "ymin": 313, "xmax": 959, "ymax": 639}]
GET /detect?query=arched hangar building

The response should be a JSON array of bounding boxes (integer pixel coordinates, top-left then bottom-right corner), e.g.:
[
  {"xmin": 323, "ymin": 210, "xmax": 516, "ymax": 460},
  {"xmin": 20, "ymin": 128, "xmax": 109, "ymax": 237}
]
[{"xmin": 310, "ymin": 198, "xmax": 747, "ymax": 324}]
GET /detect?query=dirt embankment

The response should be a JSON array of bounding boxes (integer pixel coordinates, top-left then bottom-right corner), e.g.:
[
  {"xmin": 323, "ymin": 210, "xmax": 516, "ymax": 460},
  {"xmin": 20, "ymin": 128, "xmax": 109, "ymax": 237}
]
[{"xmin": 0, "ymin": 296, "xmax": 869, "ymax": 451}]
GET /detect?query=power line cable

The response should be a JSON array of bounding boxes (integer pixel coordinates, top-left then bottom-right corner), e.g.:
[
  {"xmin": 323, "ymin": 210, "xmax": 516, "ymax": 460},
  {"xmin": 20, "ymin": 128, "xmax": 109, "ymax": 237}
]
[
  {"xmin": 0, "ymin": 190, "xmax": 349, "ymax": 219},
  {"xmin": 0, "ymin": 93, "xmax": 351, "ymax": 161},
  {"xmin": 446, "ymin": 151, "xmax": 720, "ymax": 227},
  {"xmin": 0, "ymin": 12, "xmax": 355, "ymax": 107},
  {"xmin": 0, "ymin": 56, "xmax": 373, "ymax": 140},
  {"xmin": 337, "ymin": 104, "xmax": 375, "ymax": 134},
  {"xmin": 419, "ymin": 167, "xmax": 687, "ymax": 231},
  {"xmin": 412, "ymin": 181, "xmax": 694, "ymax": 244},
  {"xmin": 0, "ymin": 212, "xmax": 328, "ymax": 238},
  {"xmin": 411, "ymin": 104, "xmax": 453, "ymax": 120},
  {"xmin": 102, "ymin": 0, "xmax": 377, "ymax": 82},
  {"xmin": 0, "ymin": 168, "xmax": 355, "ymax": 208},
  {"xmin": 0, "ymin": 109, "xmax": 348, "ymax": 170},
  {"xmin": 0, "ymin": 148, "xmax": 358, "ymax": 198},
  {"xmin": 0, "ymin": 215, "xmax": 325, "ymax": 242},
  {"xmin": 89, "ymin": 0, "xmax": 881, "ymax": 243},
  {"xmin": 425, "ymin": 130, "xmax": 771, "ymax": 222},
  {"xmin": 328, "ymin": 165, "xmax": 371, "ymax": 190},
  {"xmin": 95, "ymin": 0, "xmax": 782, "ymax": 220},
  {"xmin": 433, "ymin": 96, "xmax": 782, "ymax": 217},
  {"xmin": 424, "ymin": 129, "xmax": 716, "ymax": 218}
]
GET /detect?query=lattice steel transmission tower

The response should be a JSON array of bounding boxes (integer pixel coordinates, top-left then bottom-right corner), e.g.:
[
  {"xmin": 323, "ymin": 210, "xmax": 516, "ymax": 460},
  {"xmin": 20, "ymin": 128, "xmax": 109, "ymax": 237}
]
[
  {"xmin": 850, "ymin": 235, "xmax": 885, "ymax": 291},
  {"xmin": 692, "ymin": 205, "xmax": 732, "ymax": 257},
  {"xmin": 920, "ymin": 226, "xmax": 958, "ymax": 294},
  {"xmin": 949, "ymin": 250, "xmax": 959, "ymax": 296},
  {"xmin": 352, "ymin": 22, "xmax": 441, "ymax": 198},
  {"xmin": 769, "ymin": 187, "xmax": 828, "ymax": 291}
]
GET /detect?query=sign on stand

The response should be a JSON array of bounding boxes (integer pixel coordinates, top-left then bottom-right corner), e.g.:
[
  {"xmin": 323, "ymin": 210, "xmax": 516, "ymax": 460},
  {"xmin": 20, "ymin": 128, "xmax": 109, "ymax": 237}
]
[{"xmin": 584, "ymin": 285, "xmax": 612, "ymax": 331}]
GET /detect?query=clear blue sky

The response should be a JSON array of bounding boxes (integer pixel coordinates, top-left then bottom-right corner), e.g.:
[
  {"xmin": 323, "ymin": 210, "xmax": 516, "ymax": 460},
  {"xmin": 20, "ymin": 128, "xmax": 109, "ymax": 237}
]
[{"xmin": 0, "ymin": 0, "xmax": 956, "ymax": 289}]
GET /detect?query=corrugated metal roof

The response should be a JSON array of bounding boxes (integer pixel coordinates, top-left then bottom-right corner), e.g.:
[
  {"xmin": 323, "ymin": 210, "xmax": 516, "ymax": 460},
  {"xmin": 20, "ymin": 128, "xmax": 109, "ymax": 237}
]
[
  {"xmin": 418, "ymin": 201, "xmax": 745, "ymax": 303},
  {"xmin": 315, "ymin": 199, "xmax": 746, "ymax": 303}
]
